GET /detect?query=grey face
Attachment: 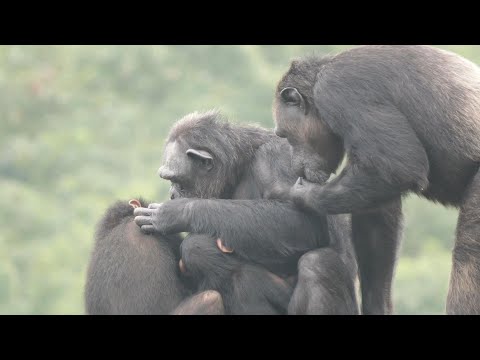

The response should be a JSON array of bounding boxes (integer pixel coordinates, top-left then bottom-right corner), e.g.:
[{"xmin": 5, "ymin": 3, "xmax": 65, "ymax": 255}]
[
  {"xmin": 273, "ymin": 87, "xmax": 343, "ymax": 184},
  {"xmin": 158, "ymin": 138, "xmax": 216, "ymax": 199}
]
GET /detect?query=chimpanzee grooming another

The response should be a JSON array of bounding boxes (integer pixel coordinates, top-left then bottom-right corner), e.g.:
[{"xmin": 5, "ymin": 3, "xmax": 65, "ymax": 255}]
[
  {"xmin": 85, "ymin": 198, "xmax": 225, "ymax": 315},
  {"xmin": 86, "ymin": 111, "xmax": 358, "ymax": 315},
  {"xmin": 273, "ymin": 45, "xmax": 480, "ymax": 315},
  {"xmin": 133, "ymin": 110, "xmax": 359, "ymax": 315}
]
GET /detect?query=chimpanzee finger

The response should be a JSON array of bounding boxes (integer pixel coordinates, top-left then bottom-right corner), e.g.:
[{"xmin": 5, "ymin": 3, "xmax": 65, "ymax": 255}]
[
  {"xmin": 133, "ymin": 207, "xmax": 154, "ymax": 217},
  {"xmin": 140, "ymin": 225, "xmax": 155, "ymax": 234},
  {"xmin": 134, "ymin": 215, "xmax": 153, "ymax": 227},
  {"xmin": 148, "ymin": 203, "xmax": 163, "ymax": 209}
]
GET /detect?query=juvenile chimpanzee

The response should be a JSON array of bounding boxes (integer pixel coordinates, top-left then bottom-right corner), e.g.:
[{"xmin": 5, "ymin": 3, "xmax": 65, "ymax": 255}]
[
  {"xmin": 85, "ymin": 198, "xmax": 225, "ymax": 315},
  {"xmin": 273, "ymin": 45, "xmax": 480, "ymax": 315},
  {"xmin": 179, "ymin": 234, "xmax": 294, "ymax": 314},
  {"xmin": 134, "ymin": 110, "xmax": 359, "ymax": 315}
]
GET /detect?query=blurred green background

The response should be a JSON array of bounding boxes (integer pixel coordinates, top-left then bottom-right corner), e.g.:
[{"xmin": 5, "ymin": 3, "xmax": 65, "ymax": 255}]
[{"xmin": 1, "ymin": 45, "xmax": 475, "ymax": 315}]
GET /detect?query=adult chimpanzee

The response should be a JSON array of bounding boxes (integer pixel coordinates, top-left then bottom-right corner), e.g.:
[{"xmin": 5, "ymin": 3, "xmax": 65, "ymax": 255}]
[
  {"xmin": 133, "ymin": 110, "xmax": 359, "ymax": 315},
  {"xmin": 85, "ymin": 198, "xmax": 225, "ymax": 315},
  {"xmin": 272, "ymin": 45, "xmax": 480, "ymax": 315}
]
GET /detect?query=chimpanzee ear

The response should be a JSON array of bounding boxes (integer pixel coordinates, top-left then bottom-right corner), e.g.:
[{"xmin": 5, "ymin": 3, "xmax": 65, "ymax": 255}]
[
  {"xmin": 280, "ymin": 87, "xmax": 306, "ymax": 112},
  {"xmin": 186, "ymin": 149, "xmax": 213, "ymax": 160},
  {"xmin": 186, "ymin": 149, "xmax": 214, "ymax": 170}
]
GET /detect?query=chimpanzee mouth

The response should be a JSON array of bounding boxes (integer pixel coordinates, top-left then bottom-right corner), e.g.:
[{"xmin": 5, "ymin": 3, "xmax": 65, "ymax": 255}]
[
  {"xmin": 294, "ymin": 161, "xmax": 327, "ymax": 184},
  {"xmin": 295, "ymin": 165, "xmax": 326, "ymax": 184},
  {"xmin": 294, "ymin": 164, "xmax": 306, "ymax": 180},
  {"xmin": 303, "ymin": 167, "xmax": 331, "ymax": 185},
  {"xmin": 170, "ymin": 183, "xmax": 184, "ymax": 200}
]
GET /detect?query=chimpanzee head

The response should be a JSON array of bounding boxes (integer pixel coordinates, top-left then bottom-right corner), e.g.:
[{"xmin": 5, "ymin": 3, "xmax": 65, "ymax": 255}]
[
  {"xmin": 159, "ymin": 110, "xmax": 270, "ymax": 199},
  {"xmin": 273, "ymin": 58, "xmax": 344, "ymax": 184}
]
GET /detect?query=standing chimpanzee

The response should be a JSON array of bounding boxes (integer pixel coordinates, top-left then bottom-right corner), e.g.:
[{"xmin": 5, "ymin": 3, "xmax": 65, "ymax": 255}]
[
  {"xmin": 85, "ymin": 198, "xmax": 225, "ymax": 315},
  {"xmin": 272, "ymin": 45, "xmax": 480, "ymax": 315},
  {"xmin": 132, "ymin": 110, "xmax": 359, "ymax": 315}
]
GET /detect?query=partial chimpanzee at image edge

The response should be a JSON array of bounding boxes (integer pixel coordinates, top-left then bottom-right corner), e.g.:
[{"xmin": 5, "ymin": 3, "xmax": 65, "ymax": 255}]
[
  {"xmin": 85, "ymin": 198, "xmax": 225, "ymax": 315},
  {"xmin": 273, "ymin": 45, "xmax": 480, "ymax": 315},
  {"xmin": 85, "ymin": 110, "xmax": 359, "ymax": 315}
]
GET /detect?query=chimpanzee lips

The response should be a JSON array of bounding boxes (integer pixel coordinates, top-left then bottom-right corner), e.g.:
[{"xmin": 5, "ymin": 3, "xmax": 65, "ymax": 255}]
[
  {"xmin": 293, "ymin": 163, "xmax": 306, "ymax": 179},
  {"xmin": 170, "ymin": 183, "xmax": 184, "ymax": 199},
  {"xmin": 304, "ymin": 167, "xmax": 330, "ymax": 185}
]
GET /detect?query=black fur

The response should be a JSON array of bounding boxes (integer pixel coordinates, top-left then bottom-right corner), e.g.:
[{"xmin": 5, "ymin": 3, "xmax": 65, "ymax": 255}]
[
  {"xmin": 180, "ymin": 234, "xmax": 293, "ymax": 315},
  {"xmin": 135, "ymin": 111, "xmax": 359, "ymax": 315},
  {"xmin": 85, "ymin": 199, "xmax": 186, "ymax": 314},
  {"xmin": 273, "ymin": 45, "xmax": 480, "ymax": 314},
  {"xmin": 85, "ymin": 199, "xmax": 224, "ymax": 315}
]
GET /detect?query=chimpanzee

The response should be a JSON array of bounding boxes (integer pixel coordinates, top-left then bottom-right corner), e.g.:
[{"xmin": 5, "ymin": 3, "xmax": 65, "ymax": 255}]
[
  {"xmin": 179, "ymin": 234, "xmax": 294, "ymax": 314},
  {"xmin": 133, "ymin": 110, "xmax": 359, "ymax": 314},
  {"xmin": 272, "ymin": 45, "xmax": 480, "ymax": 315},
  {"xmin": 85, "ymin": 198, "xmax": 225, "ymax": 315}
]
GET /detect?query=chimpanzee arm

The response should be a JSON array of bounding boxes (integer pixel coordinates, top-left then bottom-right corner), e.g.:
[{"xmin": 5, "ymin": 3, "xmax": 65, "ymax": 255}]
[
  {"xmin": 187, "ymin": 199, "xmax": 328, "ymax": 262},
  {"xmin": 288, "ymin": 83, "xmax": 422, "ymax": 315},
  {"xmin": 294, "ymin": 84, "xmax": 430, "ymax": 215},
  {"xmin": 290, "ymin": 163, "xmax": 406, "ymax": 214},
  {"xmin": 134, "ymin": 198, "xmax": 328, "ymax": 267}
]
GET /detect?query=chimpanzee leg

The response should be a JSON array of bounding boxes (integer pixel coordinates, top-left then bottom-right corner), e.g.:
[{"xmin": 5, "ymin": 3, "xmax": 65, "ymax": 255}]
[
  {"xmin": 447, "ymin": 168, "xmax": 480, "ymax": 315},
  {"xmin": 227, "ymin": 265, "xmax": 293, "ymax": 315},
  {"xmin": 288, "ymin": 248, "xmax": 359, "ymax": 315},
  {"xmin": 351, "ymin": 196, "xmax": 403, "ymax": 315},
  {"xmin": 170, "ymin": 291, "xmax": 225, "ymax": 315}
]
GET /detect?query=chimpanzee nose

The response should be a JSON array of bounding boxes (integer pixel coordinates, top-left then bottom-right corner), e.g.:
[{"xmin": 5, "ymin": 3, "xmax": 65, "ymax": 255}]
[
  {"xmin": 158, "ymin": 166, "xmax": 175, "ymax": 181},
  {"xmin": 274, "ymin": 127, "xmax": 287, "ymax": 138}
]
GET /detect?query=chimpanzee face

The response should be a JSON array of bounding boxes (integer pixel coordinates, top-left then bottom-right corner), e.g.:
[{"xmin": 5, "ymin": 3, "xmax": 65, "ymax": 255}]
[
  {"xmin": 158, "ymin": 137, "xmax": 218, "ymax": 199},
  {"xmin": 273, "ymin": 87, "xmax": 343, "ymax": 183}
]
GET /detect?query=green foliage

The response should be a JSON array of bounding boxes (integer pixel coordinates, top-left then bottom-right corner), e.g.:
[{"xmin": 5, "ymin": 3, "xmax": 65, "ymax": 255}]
[
  {"xmin": 0, "ymin": 45, "xmax": 476, "ymax": 314},
  {"xmin": 394, "ymin": 243, "xmax": 452, "ymax": 314}
]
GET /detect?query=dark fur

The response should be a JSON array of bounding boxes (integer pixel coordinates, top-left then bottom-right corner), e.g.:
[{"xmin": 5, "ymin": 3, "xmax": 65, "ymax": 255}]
[
  {"xmin": 180, "ymin": 234, "xmax": 293, "ymax": 315},
  {"xmin": 85, "ymin": 199, "xmax": 224, "ymax": 315},
  {"xmin": 289, "ymin": 248, "xmax": 358, "ymax": 315},
  {"xmin": 141, "ymin": 111, "xmax": 359, "ymax": 315},
  {"xmin": 273, "ymin": 45, "xmax": 480, "ymax": 314},
  {"xmin": 161, "ymin": 110, "xmax": 275, "ymax": 199}
]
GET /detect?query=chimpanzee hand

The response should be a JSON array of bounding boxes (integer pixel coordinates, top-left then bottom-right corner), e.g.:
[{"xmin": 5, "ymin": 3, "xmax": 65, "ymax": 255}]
[
  {"xmin": 290, "ymin": 177, "xmax": 326, "ymax": 214},
  {"xmin": 134, "ymin": 198, "xmax": 192, "ymax": 235}
]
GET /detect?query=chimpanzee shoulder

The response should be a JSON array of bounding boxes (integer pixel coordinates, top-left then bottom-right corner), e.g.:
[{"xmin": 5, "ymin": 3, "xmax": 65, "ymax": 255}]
[{"xmin": 232, "ymin": 137, "xmax": 298, "ymax": 200}]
